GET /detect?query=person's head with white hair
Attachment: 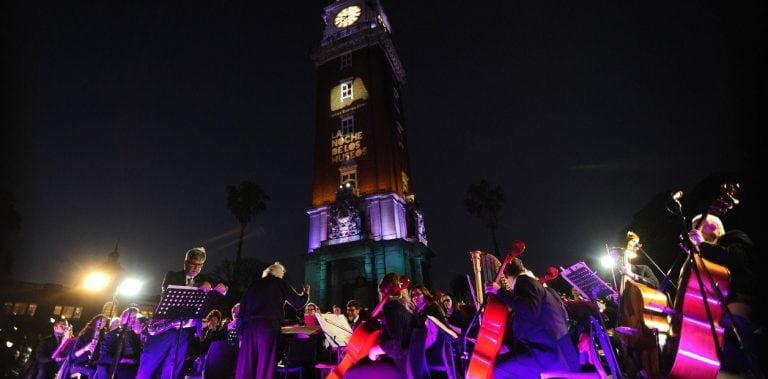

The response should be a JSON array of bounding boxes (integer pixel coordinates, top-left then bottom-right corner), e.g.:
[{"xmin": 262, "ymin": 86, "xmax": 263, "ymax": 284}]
[
  {"xmin": 262, "ymin": 262, "xmax": 287, "ymax": 278},
  {"xmin": 691, "ymin": 214, "xmax": 725, "ymax": 243}
]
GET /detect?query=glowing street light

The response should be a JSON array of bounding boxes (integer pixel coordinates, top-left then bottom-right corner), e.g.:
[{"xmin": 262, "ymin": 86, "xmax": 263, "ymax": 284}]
[
  {"xmin": 117, "ymin": 278, "xmax": 143, "ymax": 297},
  {"xmin": 83, "ymin": 272, "xmax": 111, "ymax": 292},
  {"xmin": 600, "ymin": 254, "xmax": 617, "ymax": 270}
]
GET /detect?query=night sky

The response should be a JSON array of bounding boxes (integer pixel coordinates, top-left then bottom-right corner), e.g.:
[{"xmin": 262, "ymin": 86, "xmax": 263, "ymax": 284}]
[{"xmin": 3, "ymin": 1, "xmax": 765, "ymax": 300}]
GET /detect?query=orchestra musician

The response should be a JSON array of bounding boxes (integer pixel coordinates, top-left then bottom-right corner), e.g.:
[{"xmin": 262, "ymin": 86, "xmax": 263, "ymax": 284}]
[
  {"xmin": 28, "ymin": 318, "xmax": 71, "ymax": 379},
  {"xmin": 688, "ymin": 214, "xmax": 763, "ymax": 377},
  {"xmin": 226, "ymin": 303, "xmax": 240, "ymax": 344},
  {"xmin": 63, "ymin": 314, "xmax": 108, "ymax": 378},
  {"xmin": 136, "ymin": 247, "xmax": 227, "ymax": 379},
  {"xmin": 96, "ymin": 306, "xmax": 142, "ymax": 379},
  {"xmin": 485, "ymin": 257, "xmax": 581, "ymax": 379},
  {"xmin": 439, "ymin": 293, "xmax": 470, "ymax": 335},
  {"xmin": 344, "ymin": 272, "xmax": 415, "ymax": 379},
  {"xmin": 345, "ymin": 300, "xmax": 364, "ymax": 330},
  {"xmin": 235, "ymin": 261, "xmax": 310, "ymax": 379},
  {"xmin": 410, "ymin": 284, "xmax": 456, "ymax": 378}
]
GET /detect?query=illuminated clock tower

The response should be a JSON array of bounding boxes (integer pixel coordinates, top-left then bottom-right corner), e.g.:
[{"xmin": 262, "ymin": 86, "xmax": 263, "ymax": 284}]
[{"xmin": 304, "ymin": 0, "xmax": 432, "ymax": 309}]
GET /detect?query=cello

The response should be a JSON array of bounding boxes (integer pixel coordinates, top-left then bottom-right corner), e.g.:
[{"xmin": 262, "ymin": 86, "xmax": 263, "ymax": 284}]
[
  {"xmin": 665, "ymin": 183, "xmax": 738, "ymax": 379},
  {"xmin": 327, "ymin": 274, "xmax": 410, "ymax": 379},
  {"xmin": 465, "ymin": 240, "xmax": 525, "ymax": 379}
]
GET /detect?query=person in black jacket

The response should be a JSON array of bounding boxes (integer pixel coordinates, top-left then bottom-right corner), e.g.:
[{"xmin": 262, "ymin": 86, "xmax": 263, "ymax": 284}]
[
  {"xmin": 136, "ymin": 247, "xmax": 227, "ymax": 379},
  {"xmin": 28, "ymin": 318, "xmax": 70, "ymax": 379},
  {"xmin": 688, "ymin": 214, "xmax": 762, "ymax": 377},
  {"xmin": 96, "ymin": 307, "xmax": 142, "ymax": 379},
  {"xmin": 235, "ymin": 261, "xmax": 310, "ymax": 379},
  {"xmin": 485, "ymin": 257, "xmax": 580, "ymax": 379},
  {"xmin": 66, "ymin": 314, "xmax": 108, "ymax": 378}
]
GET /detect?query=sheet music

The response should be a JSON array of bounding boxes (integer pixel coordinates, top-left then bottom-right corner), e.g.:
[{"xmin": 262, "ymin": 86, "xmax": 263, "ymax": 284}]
[
  {"xmin": 560, "ymin": 261, "xmax": 618, "ymax": 302},
  {"xmin": 315, "ymin": 313, "xmax": 353, "ymax": 347}
]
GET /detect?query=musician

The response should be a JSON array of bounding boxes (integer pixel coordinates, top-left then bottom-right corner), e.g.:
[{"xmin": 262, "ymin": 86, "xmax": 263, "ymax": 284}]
[
  {"xmin": 235, "ymin": 261, "xmax": 310, "ymax": 379},
  {"xmin": 96, "ymin": 307, "xmax": 142, "ymax": 379},
  {"xmin": 411, "ymin": 284, "xmax": 455, "ymax": 377},
  {"xmin": 26, "ymin": 318, "xmax": 71, "ymax": 379},
  {"xmin": 226, "ymin": 303, "xmax": 240, "ymax": 343},
  {"xmin": 136, "ymin": 247, "xmax": 227, "ymax": 379},
  {"xmin": 304, "ymin": 302, "xmax": 320, "ymax": 326},
  {"xmin": 440, "ymin": 293, "xmax": 470, "ymax": 335},
  {"xmin": 345, "ymin": 272, "xmax": 415, "ymax": 379},
  {"xmin": 689, "ymin": 214, "xmax": 762, "ymax": 377},
  {"xmin": 65, "ymin": 314, "xmax": 108, "ymax": 378},
  {"xmin": 345, "ymin": 300, "xmax": 364, "ymax": 330},
  {"xmin": 486, "ymin": 257, "xmax": 581, "ymax": 379}
]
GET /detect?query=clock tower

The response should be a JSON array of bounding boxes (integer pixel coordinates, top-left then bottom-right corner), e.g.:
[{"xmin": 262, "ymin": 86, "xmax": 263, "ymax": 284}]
[{"xmin": 304, "ymin": 0, "xmax": 432, "ymax": 310}]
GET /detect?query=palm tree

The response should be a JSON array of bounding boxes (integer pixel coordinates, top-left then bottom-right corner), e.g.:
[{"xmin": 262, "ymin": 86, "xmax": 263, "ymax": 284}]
[
  {"xmin": 464, "ymin": 179, "xmax": 504, "ymax": 258},
  {"xmin": 226, "ymin": 181, "xmax": 270, "ymax": 289}
]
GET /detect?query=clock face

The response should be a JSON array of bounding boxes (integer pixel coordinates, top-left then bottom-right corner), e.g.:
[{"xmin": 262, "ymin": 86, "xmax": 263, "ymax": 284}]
[{"xmin": 334, "ymin": 5, "xmax": 362, "ymax": 28}]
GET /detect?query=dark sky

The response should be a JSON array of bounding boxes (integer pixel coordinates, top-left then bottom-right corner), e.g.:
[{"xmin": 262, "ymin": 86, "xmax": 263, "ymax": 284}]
[{"xmin": 3, "ymin": 1, "xmax": 765, "ymax": 298}]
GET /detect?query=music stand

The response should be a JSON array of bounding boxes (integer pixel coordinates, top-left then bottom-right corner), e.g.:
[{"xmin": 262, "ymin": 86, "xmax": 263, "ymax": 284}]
[
  {"xmin": 153, "ymin": 285, "xmax": 212, "ymax": 378},
  {"xmin": 560, "ymin": 261, "xmax": 618, "ymax": 302},
  {"xmin": 315, "ymin": 313, "xmax": 352, "ymax": 363},
  {"xmin": 426, "ymin": 315, "xmax": 459, "ymax": 340}
]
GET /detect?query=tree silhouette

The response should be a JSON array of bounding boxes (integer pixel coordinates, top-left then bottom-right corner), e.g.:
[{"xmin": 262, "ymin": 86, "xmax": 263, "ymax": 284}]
[
  {"xmin": 226, "ymin": 181, "xmax": 270, "ymax": 291},
  {"xmin": 464, "ymin": 179, "xmax": 504, "ymax": 258}
]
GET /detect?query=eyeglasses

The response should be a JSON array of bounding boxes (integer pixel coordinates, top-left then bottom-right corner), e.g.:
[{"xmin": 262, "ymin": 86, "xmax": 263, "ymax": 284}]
[{"xmin": 441, "ymin": 299, "xmax": 451, "ymax": 303}]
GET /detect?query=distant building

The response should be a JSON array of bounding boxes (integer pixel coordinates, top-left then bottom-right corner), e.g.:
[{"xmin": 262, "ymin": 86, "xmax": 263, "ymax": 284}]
[{"xmin": 0, "ymin": 278, "xmax": 157, "ymax": 374}]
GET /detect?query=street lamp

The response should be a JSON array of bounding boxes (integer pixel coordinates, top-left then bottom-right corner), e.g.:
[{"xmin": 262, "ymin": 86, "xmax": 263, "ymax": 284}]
[
  {"xmin": 83, "ymin": 271, "xmax": 111, "ymax": 292},
  {"xmin": 108, "ymin": 277, "xmax": 144, "ymax": 318}
]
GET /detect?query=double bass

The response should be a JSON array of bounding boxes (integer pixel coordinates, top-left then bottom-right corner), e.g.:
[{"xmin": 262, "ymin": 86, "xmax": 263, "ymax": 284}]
[
  {"xmin": 327, "ymin": 275, "xmax": 410, "ymax": 379},
  {"xmin": 665, "ymin": 183, "xmax": 738, "ymax": 379},
  {"xmin": 617, "ymin": 231, "xmax": 670, "ymax": 379},
  {"xmin": 466, "ymin": 240, "xmax": 525, "ymax": 379}
]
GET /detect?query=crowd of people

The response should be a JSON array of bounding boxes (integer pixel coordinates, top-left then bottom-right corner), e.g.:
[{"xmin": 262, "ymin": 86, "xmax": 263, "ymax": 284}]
[{"xmin": 23, "ymin": 210, "xmax": 763, "ymax": 379}]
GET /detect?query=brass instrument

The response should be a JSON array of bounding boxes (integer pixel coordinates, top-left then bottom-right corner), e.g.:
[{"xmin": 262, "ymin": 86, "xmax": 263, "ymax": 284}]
[{"xmin": 147, "ymin": 318, "xmax": 199, "ymax": 336}]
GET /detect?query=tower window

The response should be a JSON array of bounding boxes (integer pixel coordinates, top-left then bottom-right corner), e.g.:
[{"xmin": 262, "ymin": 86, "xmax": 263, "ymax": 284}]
[
  {"xmin": 340, "ymin": 53, "xmax": 352, "ymax": 69},
  {"xmin": 341, "ymin": 114, "xmax": 354, "ymax": 135},
  {"xmin": 340, "ymin": 169, "xmax": 357, "ymax": 188},
  {"xmin": 340, "ymin": 79, "xmax": 354, "ymax": 101}
]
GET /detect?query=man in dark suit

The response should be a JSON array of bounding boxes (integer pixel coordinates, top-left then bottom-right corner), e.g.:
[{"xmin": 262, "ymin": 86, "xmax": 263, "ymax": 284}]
[
  {"xmin": 485, "ymin": 257, "xmax": 581, "ymax": 379},
  {"xmin": 345, "ymin": 299, "xmax": 364, "ymax": 330},
  {"xmin": 30, "ymin": 318, "xmax": 70, "ymax": 379},
  {"xmin": 136, "ymin": 247, "xmax": 227, "ymax": 379}
]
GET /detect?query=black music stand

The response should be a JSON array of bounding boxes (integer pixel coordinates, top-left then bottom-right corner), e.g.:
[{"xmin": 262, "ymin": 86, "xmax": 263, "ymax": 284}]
[
  {"xmin": 153, "ymin": 285, "xmax": 212, "ymax": 379},
  {"xmin": 560, "ymin": 261, "xmax": 623, "ymax": 379},
  {"xmin": 560, "ymin": 261, "xmax": 618, "ymax": 302}
]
